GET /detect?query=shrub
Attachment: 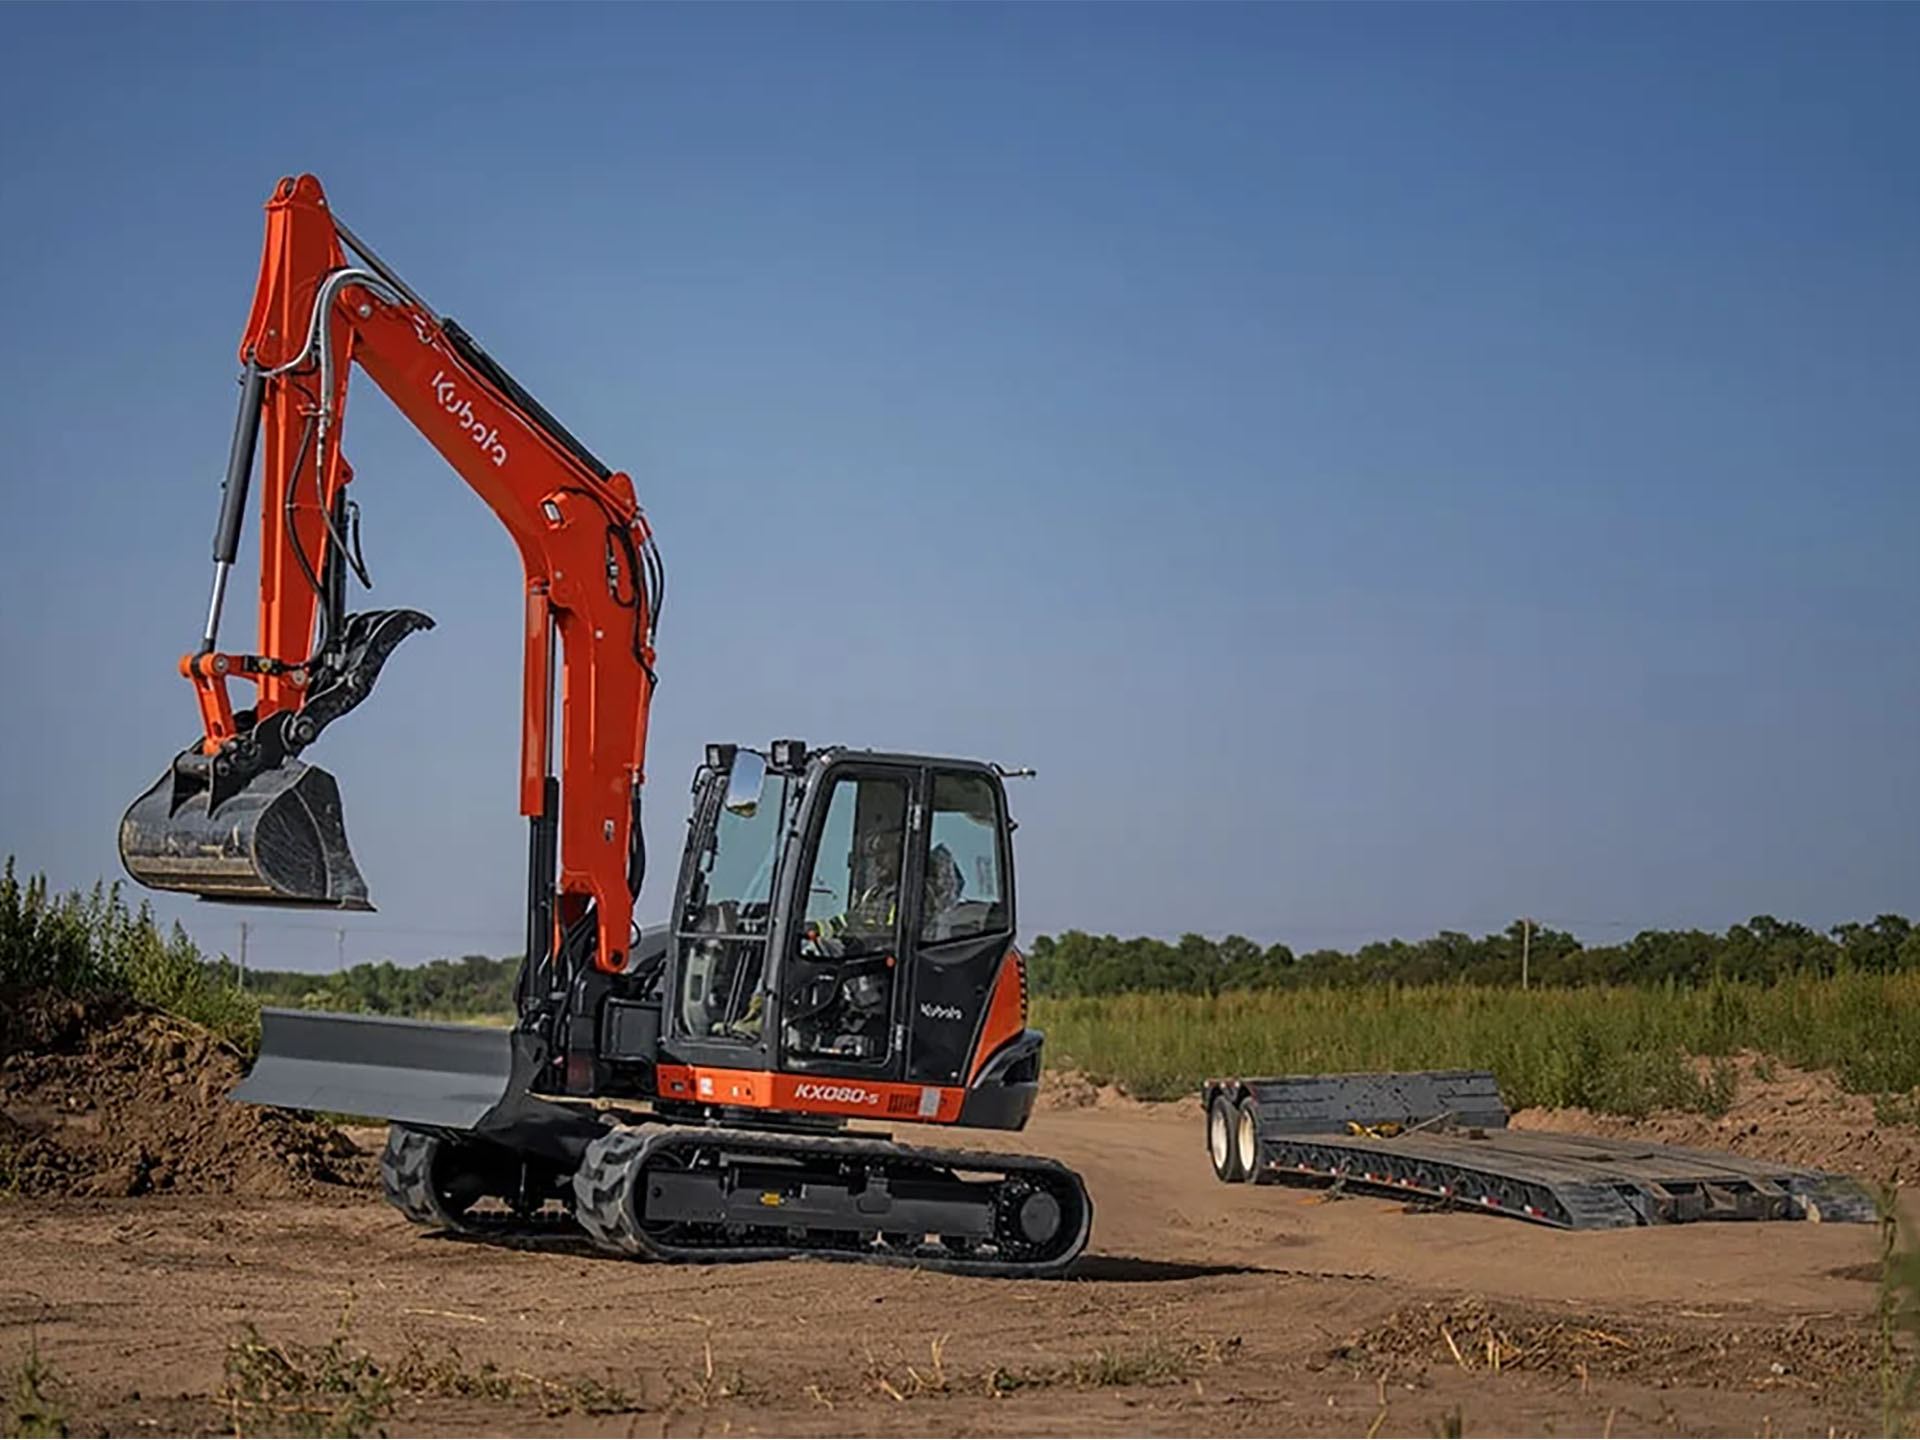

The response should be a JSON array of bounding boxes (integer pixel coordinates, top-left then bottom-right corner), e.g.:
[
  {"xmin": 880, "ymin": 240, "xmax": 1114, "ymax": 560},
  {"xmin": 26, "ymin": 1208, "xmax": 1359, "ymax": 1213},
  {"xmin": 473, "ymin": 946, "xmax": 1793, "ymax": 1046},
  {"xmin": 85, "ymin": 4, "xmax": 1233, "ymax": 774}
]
[{"xmin": 0, "ymin": 856, "xmax": 258, "ymax": 1054}]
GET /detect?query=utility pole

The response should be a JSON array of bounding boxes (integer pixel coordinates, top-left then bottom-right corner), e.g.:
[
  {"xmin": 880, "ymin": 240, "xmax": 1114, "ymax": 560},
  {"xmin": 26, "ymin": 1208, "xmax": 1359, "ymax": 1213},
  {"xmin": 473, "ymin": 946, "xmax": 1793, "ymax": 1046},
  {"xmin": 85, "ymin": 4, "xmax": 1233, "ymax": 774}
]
[
  {"xmin": 336, "ymin": 927, "xmax": 346, "ymax": 972},
  {"xmin": 237, "ymin": 921, "xmax": 248, "ymax": 989},
  {"xmin": 1521, "ymin": 916, "xmax": 1533, "ymax": 992}
]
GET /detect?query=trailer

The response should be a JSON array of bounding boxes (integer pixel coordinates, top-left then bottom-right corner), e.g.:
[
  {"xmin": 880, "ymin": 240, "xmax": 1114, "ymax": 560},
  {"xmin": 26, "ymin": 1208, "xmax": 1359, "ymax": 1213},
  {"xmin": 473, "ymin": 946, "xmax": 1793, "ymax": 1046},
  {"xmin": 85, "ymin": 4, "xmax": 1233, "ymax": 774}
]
[{"xmin": 1202, "ymin": 1070, "xmax": 1877, "ymax": 1230}]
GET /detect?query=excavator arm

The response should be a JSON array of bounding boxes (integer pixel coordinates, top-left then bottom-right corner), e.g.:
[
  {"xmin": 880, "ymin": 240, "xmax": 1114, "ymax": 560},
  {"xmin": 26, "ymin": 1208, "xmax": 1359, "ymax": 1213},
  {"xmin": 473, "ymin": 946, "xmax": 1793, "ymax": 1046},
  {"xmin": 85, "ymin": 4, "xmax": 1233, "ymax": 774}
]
[{"xmin": 121, "ymin": 174, "xmax": 662, "ymax": 991}]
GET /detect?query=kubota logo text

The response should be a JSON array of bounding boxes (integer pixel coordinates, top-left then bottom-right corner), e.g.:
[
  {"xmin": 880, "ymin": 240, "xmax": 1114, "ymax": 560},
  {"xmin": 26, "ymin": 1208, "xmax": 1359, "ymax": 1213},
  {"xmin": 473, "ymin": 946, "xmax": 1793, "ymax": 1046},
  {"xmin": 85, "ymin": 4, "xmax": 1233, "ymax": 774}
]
[
  {"xmin": 920, "ymin": 1003, "xmax": 963, "ymax": 1022},
  {"xmin": 794, "ymin": 1083, "xmax": 879, "ymax": 1106},
  {"xmin": 431, "ymin": 371, "xmax": 508, "ymax": 468}
]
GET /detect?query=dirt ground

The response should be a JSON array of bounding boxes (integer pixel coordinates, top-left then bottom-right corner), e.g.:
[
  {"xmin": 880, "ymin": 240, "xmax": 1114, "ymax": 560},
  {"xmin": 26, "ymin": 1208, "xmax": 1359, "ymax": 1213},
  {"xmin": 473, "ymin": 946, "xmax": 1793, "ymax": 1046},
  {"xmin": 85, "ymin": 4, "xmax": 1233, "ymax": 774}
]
[
  {"xmin": 1511, "ymin": 1050, "xmax": 1920, "ymax": 1187},
  {"xmin": 5, "ymin": 1012, "xmax": 1919, "ymax": 1437}
]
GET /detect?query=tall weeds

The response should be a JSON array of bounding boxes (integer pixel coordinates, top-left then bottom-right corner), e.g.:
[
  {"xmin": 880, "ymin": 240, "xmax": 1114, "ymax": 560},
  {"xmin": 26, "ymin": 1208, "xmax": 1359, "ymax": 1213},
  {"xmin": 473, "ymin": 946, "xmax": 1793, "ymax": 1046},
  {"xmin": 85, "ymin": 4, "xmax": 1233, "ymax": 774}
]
[
  {"xmin": 1, "ymin": 856, "xmax": 258, "ymax": 1054},
  {"xmin": 1876, "ymin": 1185, "xmax": 1920, "ymax": 1436},
  {"xmin": 1033, "ymin": 971, "xmax": 1920, "ymax": 1111}
]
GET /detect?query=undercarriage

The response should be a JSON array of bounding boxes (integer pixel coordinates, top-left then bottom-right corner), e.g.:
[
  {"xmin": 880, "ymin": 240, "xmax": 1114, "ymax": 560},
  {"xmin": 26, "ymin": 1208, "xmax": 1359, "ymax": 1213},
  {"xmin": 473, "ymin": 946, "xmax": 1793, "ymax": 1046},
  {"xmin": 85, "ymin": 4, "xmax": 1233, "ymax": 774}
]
[{"xmin": 381, "ymin": 1118, "xmax": 1093, "ymax": 1278}]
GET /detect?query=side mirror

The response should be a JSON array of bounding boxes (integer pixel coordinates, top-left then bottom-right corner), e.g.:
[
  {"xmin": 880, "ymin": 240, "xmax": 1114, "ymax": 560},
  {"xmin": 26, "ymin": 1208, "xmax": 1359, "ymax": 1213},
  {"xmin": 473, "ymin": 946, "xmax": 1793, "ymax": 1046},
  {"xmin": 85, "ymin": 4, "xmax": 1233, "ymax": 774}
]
[{"xmin": 723, "ymin": 750, "xmax": 768, "ymax": 817}]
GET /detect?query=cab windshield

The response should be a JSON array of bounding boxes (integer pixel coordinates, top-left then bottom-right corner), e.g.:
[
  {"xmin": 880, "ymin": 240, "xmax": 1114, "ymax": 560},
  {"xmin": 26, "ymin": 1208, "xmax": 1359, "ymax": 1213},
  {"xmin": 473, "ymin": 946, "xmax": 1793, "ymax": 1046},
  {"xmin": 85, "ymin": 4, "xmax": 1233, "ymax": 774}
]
[
  {"xmin": 676, "ymin": 764, "xmax": 792, "ymax": 1044},
  {"xmin": 684, "ymin": 770, "xmax": 790, "ymax": 936}
]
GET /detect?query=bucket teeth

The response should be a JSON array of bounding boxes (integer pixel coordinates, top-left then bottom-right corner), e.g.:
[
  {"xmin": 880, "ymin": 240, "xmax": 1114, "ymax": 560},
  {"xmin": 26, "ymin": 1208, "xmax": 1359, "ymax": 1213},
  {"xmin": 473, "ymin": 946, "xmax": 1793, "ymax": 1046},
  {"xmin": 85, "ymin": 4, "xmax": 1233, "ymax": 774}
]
[{"xmin": 119, "ymin": 752, "xmax": 373, "ymax": 910}]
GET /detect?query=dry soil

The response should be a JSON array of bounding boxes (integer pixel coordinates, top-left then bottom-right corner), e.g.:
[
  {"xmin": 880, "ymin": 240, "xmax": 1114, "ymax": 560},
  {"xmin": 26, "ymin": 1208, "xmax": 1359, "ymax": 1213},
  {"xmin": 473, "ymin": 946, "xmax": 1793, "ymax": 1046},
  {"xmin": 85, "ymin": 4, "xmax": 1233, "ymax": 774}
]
[{"xmin": 3, "ymin": 1000, "xmax": 1916, "ymax": 1437}]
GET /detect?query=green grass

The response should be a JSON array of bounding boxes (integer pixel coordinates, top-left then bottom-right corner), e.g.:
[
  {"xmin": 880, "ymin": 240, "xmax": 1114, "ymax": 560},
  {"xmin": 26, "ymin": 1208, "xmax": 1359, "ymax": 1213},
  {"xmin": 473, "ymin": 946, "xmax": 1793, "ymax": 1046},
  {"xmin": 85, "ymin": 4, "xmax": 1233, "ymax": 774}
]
[{"xmin": 1032, "ymin": 970, "xmax": 1920, "ymax": 1112}]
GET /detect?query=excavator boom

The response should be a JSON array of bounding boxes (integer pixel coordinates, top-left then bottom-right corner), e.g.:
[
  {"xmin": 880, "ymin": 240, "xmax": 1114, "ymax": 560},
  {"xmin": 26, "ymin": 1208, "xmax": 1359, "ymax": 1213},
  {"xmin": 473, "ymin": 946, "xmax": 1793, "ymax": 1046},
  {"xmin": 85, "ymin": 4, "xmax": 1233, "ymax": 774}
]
[{"xmin": 120, "ymin": 174, "xmax": 662, "ymax": 990}]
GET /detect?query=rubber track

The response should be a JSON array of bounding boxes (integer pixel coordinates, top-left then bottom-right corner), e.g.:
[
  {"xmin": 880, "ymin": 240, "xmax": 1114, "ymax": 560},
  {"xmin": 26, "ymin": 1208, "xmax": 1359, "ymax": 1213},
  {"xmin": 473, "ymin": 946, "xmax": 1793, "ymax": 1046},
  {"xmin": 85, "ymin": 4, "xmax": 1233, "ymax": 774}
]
[
  {"xmin": 380, "ymin": 1125, "xmax": 580, "ymax": 1242},
  {"xmin": 570, "ymin": 1123, "xmax": 1094, "ymax": 1279},
  {"xmin": 572, "ymin": 1127, "xmax": 649, "ymax": 1255},
  {"xmin": 379, "ymin": 1126, "xmax": 473, "ymax": 1232}
]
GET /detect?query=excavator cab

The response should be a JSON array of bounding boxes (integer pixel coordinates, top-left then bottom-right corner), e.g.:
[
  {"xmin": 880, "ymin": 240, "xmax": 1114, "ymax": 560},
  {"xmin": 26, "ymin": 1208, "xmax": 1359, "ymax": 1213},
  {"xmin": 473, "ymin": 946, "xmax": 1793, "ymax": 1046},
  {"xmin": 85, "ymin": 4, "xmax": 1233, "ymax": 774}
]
[
  {"xmin": 670, "ymin": 745, "xmax": 917, "ymax": 1063},
  {"xmin": 661, "ymin": 741, "xmax": 1034, "ymax": 1111}
]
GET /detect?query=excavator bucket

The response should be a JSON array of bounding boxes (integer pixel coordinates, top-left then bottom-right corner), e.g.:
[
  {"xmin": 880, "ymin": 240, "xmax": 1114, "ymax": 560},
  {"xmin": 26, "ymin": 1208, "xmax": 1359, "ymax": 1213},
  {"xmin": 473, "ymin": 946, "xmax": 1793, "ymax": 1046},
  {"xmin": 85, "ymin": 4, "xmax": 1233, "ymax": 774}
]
[{"xmin": 118, "ymin": 751, "xmax": 373, "ymax": 910}]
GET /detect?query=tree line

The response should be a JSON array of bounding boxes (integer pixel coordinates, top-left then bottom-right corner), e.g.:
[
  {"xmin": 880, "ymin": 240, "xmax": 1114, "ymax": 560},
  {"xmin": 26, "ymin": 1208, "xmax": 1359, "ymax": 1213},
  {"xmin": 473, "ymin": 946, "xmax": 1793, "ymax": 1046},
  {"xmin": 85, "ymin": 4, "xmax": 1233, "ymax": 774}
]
[
  {"xmin": 1024, "ymin": 914, "xmax": 1920, "ymax": 997},
  {"xmin": 13, "ymin": 855, "xmax": 1920, "ymax": 1016},
  {"xmin": 251, "ymin": 913, "xmax": 1920, "ymax": 1009},
  {"xmin": 244, "ymin": 953, "xmax": 521, "ymax": 1018}
]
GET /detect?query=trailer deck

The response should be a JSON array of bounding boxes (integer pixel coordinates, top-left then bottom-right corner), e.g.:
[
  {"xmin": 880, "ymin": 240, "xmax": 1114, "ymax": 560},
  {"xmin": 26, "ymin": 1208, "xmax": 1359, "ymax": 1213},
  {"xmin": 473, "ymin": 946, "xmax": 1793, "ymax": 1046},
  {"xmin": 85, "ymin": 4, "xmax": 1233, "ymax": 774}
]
[{"xmin": 1201, "ymin": 1070, "xmax": 1877, "ymax": 1230}]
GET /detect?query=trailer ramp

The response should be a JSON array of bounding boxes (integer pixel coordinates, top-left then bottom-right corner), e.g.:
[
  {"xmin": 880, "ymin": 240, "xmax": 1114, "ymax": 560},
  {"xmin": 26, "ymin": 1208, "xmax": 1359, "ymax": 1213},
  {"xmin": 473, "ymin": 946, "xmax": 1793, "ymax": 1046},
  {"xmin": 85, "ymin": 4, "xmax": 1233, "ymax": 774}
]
[{"xmin": 1202, "ymin": 1070, "xmax": 1876, "ymax": 1230}]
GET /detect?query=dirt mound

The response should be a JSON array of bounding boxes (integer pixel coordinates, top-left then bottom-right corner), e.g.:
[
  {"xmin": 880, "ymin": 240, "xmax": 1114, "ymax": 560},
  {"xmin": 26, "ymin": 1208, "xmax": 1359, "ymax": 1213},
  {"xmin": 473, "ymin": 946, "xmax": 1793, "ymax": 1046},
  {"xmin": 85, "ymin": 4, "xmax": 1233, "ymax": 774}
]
[
  {"xmin": 1035, "ymin": 1068, "xmax": 1203, "ymax": 1119},
  {"xmin": 1512, "ymin": 1051, "xmax": 1920, "ymax": 1187},
  {"xmin": 0, "ymin": 987, "xmax": 376, "ymax": 1200},
  {"xmin": 1037, "ymin": 1068, "xmax": 1136, "ymax": 1110}
]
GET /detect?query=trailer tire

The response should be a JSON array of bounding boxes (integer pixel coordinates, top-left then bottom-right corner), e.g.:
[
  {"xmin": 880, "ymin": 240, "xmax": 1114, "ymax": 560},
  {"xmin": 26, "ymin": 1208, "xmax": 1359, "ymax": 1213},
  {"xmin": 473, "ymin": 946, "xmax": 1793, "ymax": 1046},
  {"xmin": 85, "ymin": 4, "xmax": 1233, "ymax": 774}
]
[
  {"xmin": 1233, "ymin": 1096, "xmax": 1261, "ymax": 1181},
  {"xmin": 1208, "ymin": 1093, "xmax": 1247, "ymax": 1183}
]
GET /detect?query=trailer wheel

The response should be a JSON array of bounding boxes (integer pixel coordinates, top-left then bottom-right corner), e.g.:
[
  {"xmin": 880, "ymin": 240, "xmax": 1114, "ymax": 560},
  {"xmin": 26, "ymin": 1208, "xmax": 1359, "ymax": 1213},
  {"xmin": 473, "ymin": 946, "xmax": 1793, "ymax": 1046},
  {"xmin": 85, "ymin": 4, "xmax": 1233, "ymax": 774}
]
[
  {"xmin": 1233, "ymin": 1096, "xmax": 1261, "ymax": 1181},
  {"xmin": 1208, "ymin": 1093, "xmax": 1247, "ymax": 1183}
]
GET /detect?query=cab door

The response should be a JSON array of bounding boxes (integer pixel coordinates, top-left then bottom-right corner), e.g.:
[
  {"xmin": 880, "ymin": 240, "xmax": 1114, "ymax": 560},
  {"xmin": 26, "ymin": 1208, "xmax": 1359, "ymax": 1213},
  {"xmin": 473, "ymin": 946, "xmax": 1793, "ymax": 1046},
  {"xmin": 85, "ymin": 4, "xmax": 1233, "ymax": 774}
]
[{"xmin": 772, "ymin": 760, "xmax": 922, "ymax": 1082}]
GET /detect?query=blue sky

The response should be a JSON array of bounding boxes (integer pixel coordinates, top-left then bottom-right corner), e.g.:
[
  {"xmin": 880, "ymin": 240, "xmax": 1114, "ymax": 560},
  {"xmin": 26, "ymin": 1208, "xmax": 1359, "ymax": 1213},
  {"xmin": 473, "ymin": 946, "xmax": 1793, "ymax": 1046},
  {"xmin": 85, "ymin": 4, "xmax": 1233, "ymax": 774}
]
[{"xmin": 2, "ymin": 3, "xmax": 1917, "ymax": 973}]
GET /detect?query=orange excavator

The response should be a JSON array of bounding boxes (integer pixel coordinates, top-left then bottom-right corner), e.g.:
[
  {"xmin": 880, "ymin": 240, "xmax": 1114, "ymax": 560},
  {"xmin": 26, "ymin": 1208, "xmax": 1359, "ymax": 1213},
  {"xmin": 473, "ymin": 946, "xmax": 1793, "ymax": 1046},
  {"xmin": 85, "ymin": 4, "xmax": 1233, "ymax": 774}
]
[{"xmin": 119, "ymin": 173, "xmax": 1091, "ymax": 1276}]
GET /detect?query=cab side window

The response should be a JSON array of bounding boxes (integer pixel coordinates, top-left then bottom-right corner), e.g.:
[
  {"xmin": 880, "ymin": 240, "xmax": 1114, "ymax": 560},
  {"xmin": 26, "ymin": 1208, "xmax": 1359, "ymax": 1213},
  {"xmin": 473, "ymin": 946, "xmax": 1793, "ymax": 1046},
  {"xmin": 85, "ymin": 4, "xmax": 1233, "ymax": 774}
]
[{"xmin": 920, "ymin": 772, "xmax": 1008, "ymax": 944}]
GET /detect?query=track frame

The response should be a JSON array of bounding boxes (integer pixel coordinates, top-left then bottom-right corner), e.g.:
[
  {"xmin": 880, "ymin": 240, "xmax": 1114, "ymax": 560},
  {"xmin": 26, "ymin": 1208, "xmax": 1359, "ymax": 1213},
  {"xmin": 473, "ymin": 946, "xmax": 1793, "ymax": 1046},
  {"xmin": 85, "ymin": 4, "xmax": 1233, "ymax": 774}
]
[{"xmin": 382, "ymin": 1118, "xmax": 1094, "ymax": 1278}]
